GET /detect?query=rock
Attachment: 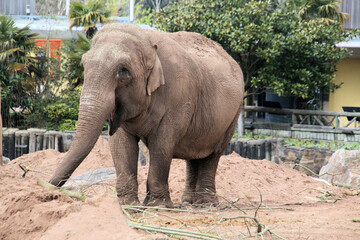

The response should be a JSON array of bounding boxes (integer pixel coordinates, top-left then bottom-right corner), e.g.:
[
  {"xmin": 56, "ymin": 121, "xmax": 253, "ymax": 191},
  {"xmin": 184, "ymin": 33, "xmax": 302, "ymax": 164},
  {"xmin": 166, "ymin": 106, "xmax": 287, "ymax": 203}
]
[
  {"xmin": 63, "ymin": 168, "xmax": 116, "ymax": 191},
  {"xmin": 319, "ymin": 149, "xmax": 360, "ymax": 187},
  {"xmin": 2, "ymin": 156, "xmax": 10, "ymax": 165}
]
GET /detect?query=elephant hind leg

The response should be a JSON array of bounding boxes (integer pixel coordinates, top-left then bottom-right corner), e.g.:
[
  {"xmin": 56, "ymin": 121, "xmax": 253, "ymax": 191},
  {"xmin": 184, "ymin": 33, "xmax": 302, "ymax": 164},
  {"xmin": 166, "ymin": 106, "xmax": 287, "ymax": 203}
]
[
  {"xmin": 193, "ymin": 152, "xmax": 221, "ymax": 205},
  {"xmin": 182, "ymin": 153, "xmax": 221, "ymax": 206},
  {"xmin": 181, "ymin": 159, "xmax": 199, "ymax": 204}
]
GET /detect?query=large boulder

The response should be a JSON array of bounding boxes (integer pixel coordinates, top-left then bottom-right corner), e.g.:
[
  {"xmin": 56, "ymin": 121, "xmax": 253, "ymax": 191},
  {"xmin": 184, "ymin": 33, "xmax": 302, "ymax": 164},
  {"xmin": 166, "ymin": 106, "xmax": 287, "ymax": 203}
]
[{"xmin": 319, "ymin": 149, "xmax": 360, "ymax": 187}]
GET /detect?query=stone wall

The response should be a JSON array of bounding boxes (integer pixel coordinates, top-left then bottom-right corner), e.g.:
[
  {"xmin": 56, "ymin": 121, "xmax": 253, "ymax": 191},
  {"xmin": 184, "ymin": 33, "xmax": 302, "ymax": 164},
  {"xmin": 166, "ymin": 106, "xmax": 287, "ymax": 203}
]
[
  {"xmin": 225, "ymin": 138, "xmax": 334, "ymax": 176},
  {"xmin": 271, "ymin": 139, "xmax": 334, "ymax": 175}
]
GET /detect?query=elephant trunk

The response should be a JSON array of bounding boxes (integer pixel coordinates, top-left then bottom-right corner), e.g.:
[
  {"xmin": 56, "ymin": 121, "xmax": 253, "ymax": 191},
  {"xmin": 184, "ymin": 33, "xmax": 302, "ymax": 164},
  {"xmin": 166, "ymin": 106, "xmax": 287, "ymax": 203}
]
[{"xmin": 49, "ymin": 89, "xmax": 113, "ymax": 187}]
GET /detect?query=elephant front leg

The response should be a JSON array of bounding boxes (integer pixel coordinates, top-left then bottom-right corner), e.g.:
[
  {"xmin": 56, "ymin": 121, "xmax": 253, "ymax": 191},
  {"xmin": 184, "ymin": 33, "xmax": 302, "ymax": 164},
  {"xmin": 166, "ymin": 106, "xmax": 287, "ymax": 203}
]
[
  {"xmin": 109, "ymin": 127, "xmax": 140, "ymax": 205},
  {"xmin": 143, "ymin": 147, "xmax": 173, "ymax": 208}
]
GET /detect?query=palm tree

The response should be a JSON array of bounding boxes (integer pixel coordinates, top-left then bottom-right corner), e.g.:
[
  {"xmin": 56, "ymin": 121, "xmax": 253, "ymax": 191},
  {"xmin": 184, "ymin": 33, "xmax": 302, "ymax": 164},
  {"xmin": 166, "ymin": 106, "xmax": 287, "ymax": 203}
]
[
  {"xmin": 63, "ymin": 33, "xmax": 92, "ymax": 86},
  {"xmin": 278, "ymin": 0, "xmax": 349, "ymax": 24},
  {"xmin": 0, "ymin": 16, "xmax": 38, "ymax": 72},
  {"xmin": 69, "ymin": 0, "xmax": 113, "ymax": 39},
  {"xmin": 0, "ymin": 15, "xmax": 39, "ymax": 127}
]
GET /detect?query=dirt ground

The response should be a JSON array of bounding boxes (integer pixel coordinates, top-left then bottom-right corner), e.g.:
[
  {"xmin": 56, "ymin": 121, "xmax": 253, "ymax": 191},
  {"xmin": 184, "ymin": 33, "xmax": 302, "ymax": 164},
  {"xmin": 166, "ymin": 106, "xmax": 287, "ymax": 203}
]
[{"xmin": 1, "ymin": 137, "xmax": 359, "ymax": 240}]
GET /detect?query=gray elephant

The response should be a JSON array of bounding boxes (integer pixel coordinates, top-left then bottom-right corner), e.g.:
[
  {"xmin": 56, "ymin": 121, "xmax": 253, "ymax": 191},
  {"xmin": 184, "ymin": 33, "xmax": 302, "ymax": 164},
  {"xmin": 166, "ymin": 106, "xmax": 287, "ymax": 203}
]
[{"xmin": 49, "ymin": 24, "xmax": 244, "ymax": 207}]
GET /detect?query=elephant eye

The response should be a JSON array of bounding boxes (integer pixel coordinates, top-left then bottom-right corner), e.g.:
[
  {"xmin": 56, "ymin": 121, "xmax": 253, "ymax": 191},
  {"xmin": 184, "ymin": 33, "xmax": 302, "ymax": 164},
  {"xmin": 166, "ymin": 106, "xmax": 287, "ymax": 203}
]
[
  {"xmin": 117, "ymin": 67, "xmax": 131, "ymax": 81},
  {"xmin": 118, "ymin": 67, "xmax": 128, "ymax": 75}
]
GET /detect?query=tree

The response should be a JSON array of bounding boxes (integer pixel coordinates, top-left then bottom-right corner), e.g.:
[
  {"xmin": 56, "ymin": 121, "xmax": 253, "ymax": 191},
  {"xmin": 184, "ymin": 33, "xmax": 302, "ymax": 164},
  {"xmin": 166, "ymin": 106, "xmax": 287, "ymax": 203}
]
[
  {"xmin": 155, "ymin": 0, "xmax": 358, "ymax": 99},
  {"xmin": 69, "ymin": 0, "xmax": 113, "ymax": 39},
  {"xmin": 277, "ymin": 0, "xmax": 349, "ymax": 24},
  {"xmin": 62, "ymin": 33, "xmax": 91, "ymax": 87},
  {"xmin": 0, "ymin": 15, "xmax": 40, "ymax": 127}
]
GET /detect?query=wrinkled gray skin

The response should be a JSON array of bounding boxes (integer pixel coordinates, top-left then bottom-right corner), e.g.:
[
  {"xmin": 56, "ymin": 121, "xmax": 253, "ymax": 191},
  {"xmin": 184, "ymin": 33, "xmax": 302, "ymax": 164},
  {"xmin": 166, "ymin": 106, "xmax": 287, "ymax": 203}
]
[{"xmin": 49, "ymin": 24, "xmax": 244, "ymax": 207}]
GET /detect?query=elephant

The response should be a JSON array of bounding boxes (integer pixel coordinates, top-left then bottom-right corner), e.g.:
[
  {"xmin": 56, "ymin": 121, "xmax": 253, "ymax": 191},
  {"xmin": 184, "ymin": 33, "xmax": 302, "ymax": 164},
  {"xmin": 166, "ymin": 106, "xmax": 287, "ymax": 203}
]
[{"xmin": 49, "ymin": 24, "xmax": 244, "ymax": 207}]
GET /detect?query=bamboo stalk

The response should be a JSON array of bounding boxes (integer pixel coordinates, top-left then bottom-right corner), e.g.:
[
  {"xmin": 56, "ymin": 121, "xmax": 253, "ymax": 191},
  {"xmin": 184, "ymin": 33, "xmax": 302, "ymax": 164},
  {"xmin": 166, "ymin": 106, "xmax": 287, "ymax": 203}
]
[
  {"xmin": 121, "ymin": 205, "xmax": 217, "ymax": 214},
  {"xmin": 128, "ymin": 222, "xmax": 225, "ymax": 240},
  {"xmin": 37, "ymin": 178, "xmax": 87, "ymax": 202}
]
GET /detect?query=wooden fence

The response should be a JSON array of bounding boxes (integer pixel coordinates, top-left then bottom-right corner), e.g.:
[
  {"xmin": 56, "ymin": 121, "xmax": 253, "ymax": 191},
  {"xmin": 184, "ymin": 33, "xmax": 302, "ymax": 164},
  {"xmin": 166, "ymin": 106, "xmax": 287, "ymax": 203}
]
[
  {"xmin": 242, "ymin": 106, "xmax": 360, "ymax": 142},
  {"xmin": 3, "ymin": 128, "xmax": 273, "ymax": 162}
]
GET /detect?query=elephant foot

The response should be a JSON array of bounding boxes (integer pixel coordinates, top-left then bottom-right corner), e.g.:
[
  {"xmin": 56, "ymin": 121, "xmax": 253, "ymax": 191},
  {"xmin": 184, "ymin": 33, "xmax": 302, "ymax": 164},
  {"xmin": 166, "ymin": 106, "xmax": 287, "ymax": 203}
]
[
  {"xmin": 181, "ymin": 191, "xmax": 196, "ymax": 205},
  {"xmin": 181, "ymin": 192, "xmax": 219, "ymax": 207},
  {"xmin": 193, "ymin": 194, "xmax": 219, "ymax": 207},
  {"xmin": 181, "ymin": 193, "xmax": 219, "ymax": 206},
  {"xmin": 143, "ymin": 194, "xmax": 173, "ymax": 208},
  {"xmin": 117, "ymin": 195, "xmax": 140, "ymax": 206},
  {"xmin": 116, "ymin": 174, "xmax": 139, "ymax": 205}
]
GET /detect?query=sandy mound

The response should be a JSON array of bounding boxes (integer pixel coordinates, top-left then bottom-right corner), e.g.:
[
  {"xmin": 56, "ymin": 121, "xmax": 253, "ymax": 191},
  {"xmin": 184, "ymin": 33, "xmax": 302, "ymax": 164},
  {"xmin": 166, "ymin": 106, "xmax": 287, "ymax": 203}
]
[
  {"xmin": 1, "ymin": 137, "xmax": 359, "ymax": 240},
  {"xmin": 0, "ymin": 137, "xmax": 139, "ymax": 240}
]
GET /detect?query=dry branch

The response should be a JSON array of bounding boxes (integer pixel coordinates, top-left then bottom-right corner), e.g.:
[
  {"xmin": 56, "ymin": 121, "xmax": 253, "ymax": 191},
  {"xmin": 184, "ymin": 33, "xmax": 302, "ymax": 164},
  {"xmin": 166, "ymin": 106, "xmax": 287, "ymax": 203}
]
[{"xmin": 19, "ymin": 164, "xmax": 51, "ymax": 177}]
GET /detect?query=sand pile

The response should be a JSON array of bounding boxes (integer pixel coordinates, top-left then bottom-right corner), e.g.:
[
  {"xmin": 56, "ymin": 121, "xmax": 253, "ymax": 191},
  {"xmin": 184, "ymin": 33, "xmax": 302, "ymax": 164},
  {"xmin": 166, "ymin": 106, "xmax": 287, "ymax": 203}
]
[{"xmin": 1, "ymin": 137, "xmax": 358, "ymax": 240}]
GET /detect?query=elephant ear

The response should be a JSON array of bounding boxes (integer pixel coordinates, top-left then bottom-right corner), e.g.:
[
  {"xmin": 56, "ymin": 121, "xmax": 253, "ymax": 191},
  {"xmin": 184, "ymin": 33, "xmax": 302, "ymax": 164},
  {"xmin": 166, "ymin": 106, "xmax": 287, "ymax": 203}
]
[{"xmin": 146, "ymin": 45, "xmax": 165, "ymax": 96}]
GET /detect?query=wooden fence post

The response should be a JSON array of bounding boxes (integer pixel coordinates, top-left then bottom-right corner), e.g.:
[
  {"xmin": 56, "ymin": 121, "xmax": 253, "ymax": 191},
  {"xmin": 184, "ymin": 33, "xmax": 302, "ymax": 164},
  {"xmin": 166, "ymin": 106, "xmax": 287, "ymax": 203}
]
[{"xmin": 237, "ymin": 108, "xmax": 245, "ymax": 136}]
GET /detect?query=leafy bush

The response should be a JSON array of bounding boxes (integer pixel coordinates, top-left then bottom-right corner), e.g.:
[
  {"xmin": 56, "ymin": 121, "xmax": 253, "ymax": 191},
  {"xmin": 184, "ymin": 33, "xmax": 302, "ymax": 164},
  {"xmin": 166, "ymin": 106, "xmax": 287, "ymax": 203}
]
[
  {"xmin": 59, "ymin": 119, "xmax": 78, "ymax": 132},
  {"xmin": 45, "ymin": 87, "xmax": 81, "ymax": 131},
  {"xmin": 24, "ymin": 87, "xmax": 81, "ymax": 131}
]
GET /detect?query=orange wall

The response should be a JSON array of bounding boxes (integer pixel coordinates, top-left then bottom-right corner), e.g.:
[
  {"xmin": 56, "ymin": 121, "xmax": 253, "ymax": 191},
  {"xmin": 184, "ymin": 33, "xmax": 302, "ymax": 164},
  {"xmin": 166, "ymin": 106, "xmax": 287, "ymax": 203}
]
[{"xmin": 35, "ymin": 39, "xmax": 62, "ymax": 60}]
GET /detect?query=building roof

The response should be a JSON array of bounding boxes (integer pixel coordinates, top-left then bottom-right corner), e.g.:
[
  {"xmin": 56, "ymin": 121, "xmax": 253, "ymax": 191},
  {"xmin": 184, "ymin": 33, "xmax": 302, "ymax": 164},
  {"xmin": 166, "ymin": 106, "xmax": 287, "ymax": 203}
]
[
  {"xmin": 12, "ymin": 15, "xmax": 152, "ymax": 39},
  {"xmin": 10, "ymin": 14, "xmax": 360, "ymax": 58},
  {"xmin": 337, "ymin": 38, "xmax": 360, "ymax": 57}
]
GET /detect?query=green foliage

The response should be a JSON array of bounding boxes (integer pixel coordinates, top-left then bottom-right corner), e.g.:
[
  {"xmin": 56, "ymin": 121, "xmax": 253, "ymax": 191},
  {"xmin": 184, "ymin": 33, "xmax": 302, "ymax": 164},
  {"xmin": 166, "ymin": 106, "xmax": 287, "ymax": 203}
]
[
  {"xmin": 59, "ymin": 120, "xmax": 78, "ymax": 132},
  {"xmin": 62, "ymin": 34, "xmax": 91, "ymax": 86},
  {"xmin": 237, "ymin": 132, "xmax": 270, "ymax": 140},
  {"xmin": 135, "ymin": 0, "xmax": 179, "ymax": 25},
  {"xmin": 135, "ymin": 4, "xmax": 154, "ymax": 25},
  {"xmin": 106, "ymin": 0, "xmax": 129, "ymax": 16},
  {"xmin": 44, "ymin": 87, "xmax": 81, "ymax": 131},
  {"xmin": 278, "ymin": 0, "xmax": 349, "ymax": 24},
  {"xmin": 0, "ymin": 15, "xmax": 41, "ymax": 127},
  {"xmin": 23, "ymin": 82, "xmax": 81, "ymax": 131},
  {"xmin": 236, "ymin": 132, "xmax": 360, "ymax": 150},
  {"xmin": 284, "ymin": 138, "xmax": 360, "ymax": 150},
  {"xmin": 155, "ymin": 0, "xmax": 358, "ymax": 99},
  {"xmin": 46, "ymin": 103, "xmax": 77, "ymax": 123},
  {"xmin": 69, "ymin": 0, "xmax": 114, "ymax": 38}
]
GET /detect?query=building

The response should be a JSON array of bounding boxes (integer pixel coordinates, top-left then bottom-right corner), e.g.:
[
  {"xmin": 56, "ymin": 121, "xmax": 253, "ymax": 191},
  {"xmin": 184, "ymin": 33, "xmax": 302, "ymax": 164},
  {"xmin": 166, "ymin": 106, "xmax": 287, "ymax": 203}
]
[{"xmin": 328, "ymin": 0, "xmax": 360, "ymax": 122}]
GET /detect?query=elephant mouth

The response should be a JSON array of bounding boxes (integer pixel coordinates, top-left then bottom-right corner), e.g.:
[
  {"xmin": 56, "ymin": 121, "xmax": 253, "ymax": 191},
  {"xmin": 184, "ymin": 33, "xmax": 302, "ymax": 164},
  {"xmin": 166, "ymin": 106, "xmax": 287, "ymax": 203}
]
[
  {"xmin": 111, "ymin": 108, "xmax": 116, "ymax": 122},
  {"xmin": 109, "ymin": 105, "xmax": 118, "ymax": 136}
]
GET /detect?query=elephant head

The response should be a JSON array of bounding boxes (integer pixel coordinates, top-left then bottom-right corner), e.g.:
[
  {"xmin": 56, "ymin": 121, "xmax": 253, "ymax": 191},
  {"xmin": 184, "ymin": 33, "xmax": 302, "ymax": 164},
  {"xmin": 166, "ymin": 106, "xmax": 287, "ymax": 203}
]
[{"xmin": 49, "ymin": 24, "xmax": 165, "ymax": 186}]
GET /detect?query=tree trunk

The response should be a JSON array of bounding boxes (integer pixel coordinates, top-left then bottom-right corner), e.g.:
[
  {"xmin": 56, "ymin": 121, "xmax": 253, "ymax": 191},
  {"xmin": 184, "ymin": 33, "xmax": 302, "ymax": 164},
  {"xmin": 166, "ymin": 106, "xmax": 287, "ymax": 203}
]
[{"xmin": 0, "ymin": 85, "xmax": 2, "ymax": 163}]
